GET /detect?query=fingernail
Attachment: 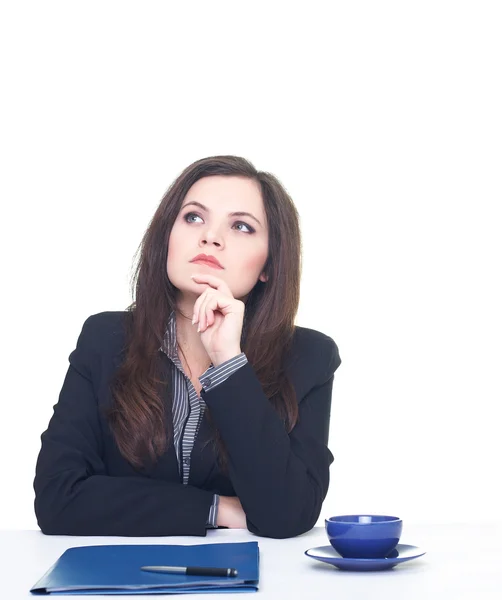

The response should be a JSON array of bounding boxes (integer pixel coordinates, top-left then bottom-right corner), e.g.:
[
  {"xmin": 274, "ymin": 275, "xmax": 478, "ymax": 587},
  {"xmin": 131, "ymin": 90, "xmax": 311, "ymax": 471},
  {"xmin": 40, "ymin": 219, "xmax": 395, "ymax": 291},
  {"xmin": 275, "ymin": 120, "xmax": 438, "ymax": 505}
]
[
  {"xmin": 197, "ymin": 325, "xmax": 201, "ymax": 333},
  {"xmin": 192, "ymin": 316, "xmax": 196, "ymax": 324}
]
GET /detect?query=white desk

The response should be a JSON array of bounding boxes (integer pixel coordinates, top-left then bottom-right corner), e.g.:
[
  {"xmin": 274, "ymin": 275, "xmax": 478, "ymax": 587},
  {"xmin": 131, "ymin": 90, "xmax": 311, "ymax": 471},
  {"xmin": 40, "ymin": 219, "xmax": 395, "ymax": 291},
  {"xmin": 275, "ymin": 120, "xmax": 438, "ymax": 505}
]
[{"xmin": 1, "ymin": 524, "xmax": 500, "ymax": 598}]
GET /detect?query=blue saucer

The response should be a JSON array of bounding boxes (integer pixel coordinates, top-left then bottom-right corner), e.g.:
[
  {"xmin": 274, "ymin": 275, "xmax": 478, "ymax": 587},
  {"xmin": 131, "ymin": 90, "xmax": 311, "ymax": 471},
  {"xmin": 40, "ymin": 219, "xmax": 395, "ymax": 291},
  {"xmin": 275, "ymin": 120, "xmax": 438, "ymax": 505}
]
[{"xmin": 305, "ymin": 544, "xmax": 426, "ymax": 571}]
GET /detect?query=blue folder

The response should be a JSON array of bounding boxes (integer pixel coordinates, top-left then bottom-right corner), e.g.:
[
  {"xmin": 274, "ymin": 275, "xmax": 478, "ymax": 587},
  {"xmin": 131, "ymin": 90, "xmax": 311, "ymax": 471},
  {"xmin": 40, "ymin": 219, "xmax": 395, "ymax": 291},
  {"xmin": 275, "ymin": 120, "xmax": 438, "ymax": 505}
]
[{"xmin": 30, "ymin": 542, "xmax": 259, "ymax": 595}]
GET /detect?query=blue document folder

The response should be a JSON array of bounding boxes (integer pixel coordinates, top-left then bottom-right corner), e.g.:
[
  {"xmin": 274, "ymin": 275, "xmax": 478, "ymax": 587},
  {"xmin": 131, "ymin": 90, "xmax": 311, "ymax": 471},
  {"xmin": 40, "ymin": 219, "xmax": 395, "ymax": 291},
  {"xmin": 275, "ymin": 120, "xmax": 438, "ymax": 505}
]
[{"xmin": 30, "ymin": 542, "xmax": 259, "ymax": 595}]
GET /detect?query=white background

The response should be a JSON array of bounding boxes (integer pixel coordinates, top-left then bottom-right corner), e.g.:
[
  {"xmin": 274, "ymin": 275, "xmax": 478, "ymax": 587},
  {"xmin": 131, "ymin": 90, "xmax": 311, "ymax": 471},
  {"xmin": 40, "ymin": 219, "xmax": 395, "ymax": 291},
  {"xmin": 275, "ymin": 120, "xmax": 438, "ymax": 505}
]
[{"xmin": 1, "ymin": 1, "xmax": 501, "ymax": 530}]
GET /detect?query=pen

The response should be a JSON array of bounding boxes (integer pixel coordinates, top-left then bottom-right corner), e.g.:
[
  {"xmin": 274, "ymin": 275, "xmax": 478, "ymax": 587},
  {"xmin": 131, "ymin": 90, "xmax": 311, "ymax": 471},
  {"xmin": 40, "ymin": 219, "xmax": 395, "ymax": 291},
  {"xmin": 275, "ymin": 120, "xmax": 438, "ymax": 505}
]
[{"xmin": 140, "ymin": 565, "xmax": 238, "ymax": 577}]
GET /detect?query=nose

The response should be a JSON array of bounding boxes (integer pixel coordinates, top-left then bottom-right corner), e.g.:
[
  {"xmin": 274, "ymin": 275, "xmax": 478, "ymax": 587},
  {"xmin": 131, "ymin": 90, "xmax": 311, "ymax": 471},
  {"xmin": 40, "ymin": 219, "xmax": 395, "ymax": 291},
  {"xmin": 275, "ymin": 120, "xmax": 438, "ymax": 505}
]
[{"xmin": 200, "ymin": 227, "xmax": 223, "ymax": 248}]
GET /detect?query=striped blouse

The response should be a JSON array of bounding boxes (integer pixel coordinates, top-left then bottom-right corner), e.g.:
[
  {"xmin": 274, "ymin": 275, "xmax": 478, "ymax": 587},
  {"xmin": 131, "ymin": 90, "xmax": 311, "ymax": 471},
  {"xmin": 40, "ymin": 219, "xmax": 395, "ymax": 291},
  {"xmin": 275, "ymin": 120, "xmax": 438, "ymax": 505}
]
[{"xmin": 160, "ymin": 311, "xmax": 248, "ymax": 527}]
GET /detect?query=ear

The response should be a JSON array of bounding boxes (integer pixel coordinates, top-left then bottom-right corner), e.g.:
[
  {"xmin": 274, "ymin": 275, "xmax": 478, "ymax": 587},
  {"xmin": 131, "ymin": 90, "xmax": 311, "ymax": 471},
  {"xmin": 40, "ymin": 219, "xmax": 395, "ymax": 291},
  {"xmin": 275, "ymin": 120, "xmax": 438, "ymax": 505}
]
[{"xmin": 259, "ymin": 272, "xmax": 268, "ymax": 283}]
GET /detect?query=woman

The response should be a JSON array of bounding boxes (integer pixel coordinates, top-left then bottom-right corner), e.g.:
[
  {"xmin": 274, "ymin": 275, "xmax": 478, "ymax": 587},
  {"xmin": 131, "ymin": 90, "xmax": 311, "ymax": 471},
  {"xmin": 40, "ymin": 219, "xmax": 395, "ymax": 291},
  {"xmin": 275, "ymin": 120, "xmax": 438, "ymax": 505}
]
[{"xmin": 34, "ymin": 155, "xmax": 341, "ymax": 539}]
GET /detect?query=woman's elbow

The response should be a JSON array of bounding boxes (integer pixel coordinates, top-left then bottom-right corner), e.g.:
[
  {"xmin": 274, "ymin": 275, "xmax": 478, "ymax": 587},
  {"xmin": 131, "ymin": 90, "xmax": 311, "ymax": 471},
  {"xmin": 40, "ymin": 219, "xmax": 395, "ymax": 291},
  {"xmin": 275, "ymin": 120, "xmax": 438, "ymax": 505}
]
[
  {"xmin": 35, "ymin": 497, "xmax": 62, "ymax": 535},
  {"xmin": 247, "ymin": 507, "xmax": 319, "ymax": 539},
  {"xmin": 35, "ymin": 490, "xmax": 79, "ymax": 536}
]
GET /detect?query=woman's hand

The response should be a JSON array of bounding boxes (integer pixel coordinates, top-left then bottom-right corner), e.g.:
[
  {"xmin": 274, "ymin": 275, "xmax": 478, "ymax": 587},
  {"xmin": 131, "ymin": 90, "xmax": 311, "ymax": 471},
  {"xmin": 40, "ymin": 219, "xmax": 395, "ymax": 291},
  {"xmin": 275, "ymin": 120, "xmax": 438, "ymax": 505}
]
[
  {"xmin": 217, "ymin": 496, "xmax": 247, "ymax": 529},
  {"xmin": 191, "ymin": 273, "xmax": 245, "ymax": 366}
]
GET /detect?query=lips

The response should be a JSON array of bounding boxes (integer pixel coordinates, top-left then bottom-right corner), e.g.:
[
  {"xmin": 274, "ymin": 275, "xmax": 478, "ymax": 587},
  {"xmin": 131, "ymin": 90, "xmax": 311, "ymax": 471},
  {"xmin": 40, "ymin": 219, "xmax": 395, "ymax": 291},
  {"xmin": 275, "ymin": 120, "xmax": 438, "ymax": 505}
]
[{"xmin": 190, "ymin": 253, "xmax": 224, "ymax": 269}]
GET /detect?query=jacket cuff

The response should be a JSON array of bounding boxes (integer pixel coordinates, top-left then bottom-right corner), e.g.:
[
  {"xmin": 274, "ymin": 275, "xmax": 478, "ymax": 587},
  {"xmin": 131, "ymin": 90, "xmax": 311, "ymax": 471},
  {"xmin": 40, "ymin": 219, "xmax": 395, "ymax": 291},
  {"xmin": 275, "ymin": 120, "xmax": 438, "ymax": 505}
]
[{"xmin": 199, "ymin": 353, "xmax": 248, "ymax": 392}]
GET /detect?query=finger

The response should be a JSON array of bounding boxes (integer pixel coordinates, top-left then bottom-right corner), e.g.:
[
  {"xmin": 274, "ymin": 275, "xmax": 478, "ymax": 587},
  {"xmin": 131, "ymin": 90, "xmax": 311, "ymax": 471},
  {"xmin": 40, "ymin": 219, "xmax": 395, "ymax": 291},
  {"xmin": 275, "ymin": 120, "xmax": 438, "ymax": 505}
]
[
  {"xmin": 199, "ymin": 294, "xmax": 219, "ymax": 333},
  {"xmin": 190, "ymin": 273, "xmax": 233, "ymax": 297},
  {"xmin": 203, "ymin": 294, "xmax": 221, "ymax": 332},
  {"xmin": 192, "ymin": 292, "xmax": 202, "ymax": 325},
  {"xmin": 202, "ymin": 303, "xmax": 214, "ymax": 333},
  {"xmin": 205, "ymin": 296, "xmax": 219, "ymax": 330},
  {"xmin": 193, "ymin": 289, "xmax": 209, "ymax": 325},
  {"xmin": 197, "ymin": 291, "xmax": 212, "ymax": 332}
]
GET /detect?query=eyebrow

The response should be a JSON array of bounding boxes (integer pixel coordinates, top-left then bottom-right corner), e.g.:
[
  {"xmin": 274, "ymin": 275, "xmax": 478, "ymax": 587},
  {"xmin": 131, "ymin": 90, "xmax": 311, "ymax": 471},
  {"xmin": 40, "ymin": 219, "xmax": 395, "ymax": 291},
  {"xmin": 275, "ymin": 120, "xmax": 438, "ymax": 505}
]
[{"xmin": 180, "ymin": 201, "xmax": 262, "ymax": 227}]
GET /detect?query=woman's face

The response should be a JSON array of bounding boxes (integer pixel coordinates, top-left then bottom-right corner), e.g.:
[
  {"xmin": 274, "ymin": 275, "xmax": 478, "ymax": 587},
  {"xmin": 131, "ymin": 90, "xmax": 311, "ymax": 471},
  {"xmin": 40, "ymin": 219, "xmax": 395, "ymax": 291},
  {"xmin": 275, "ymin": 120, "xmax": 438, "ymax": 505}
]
[{"xmin": 167, "ymin": 175, "xmax": 269, "ymax": 303}]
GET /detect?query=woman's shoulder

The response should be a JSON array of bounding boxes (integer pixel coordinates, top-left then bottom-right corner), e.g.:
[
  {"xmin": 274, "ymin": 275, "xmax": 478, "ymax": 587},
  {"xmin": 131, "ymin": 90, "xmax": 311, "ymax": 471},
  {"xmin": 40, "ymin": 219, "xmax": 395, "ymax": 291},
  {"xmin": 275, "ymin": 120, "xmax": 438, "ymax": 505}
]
[
  {"xmin": 75, "ymin": 311, "xmax": 131, "ymax": 356},
  {"xmin": 80, "ymin": 310, "xmax": 130, "ymax": 335},
  {"xmin": 288, "ymin": 325, "xmax": 342, "ymax": 382},
  {"xmin": 292, "ymin": 325, "xmax": 340, "ymax": 359},
  {"xmin": 66, "ymin": 312, "xmax": 132, "ymax": 382}
]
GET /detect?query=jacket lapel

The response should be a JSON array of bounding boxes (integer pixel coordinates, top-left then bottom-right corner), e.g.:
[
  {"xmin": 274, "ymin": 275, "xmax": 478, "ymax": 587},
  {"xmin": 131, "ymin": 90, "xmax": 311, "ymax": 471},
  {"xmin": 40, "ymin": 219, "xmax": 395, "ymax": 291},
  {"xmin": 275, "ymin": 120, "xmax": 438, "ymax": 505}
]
[
  {"xmin": 187, "ymin": 408, "xmax": 220, "ymax": 488},
  {"xmin": 140, "ymin": 353, "xmax": 180, "ymax": 481}
]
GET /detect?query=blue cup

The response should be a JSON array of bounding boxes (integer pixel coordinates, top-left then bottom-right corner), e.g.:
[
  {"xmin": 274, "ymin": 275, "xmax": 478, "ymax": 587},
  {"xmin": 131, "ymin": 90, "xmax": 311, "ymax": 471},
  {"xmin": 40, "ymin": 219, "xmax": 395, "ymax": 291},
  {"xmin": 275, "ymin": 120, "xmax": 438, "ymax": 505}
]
[{"xmin": 325, "ymin": 515, "xmax": 403, "ymax": 558}]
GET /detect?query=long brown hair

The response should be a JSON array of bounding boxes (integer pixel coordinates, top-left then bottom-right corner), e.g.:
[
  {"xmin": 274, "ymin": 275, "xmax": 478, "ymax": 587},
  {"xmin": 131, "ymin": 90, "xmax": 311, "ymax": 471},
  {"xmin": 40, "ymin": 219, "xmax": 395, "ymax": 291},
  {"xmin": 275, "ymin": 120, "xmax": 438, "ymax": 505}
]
[{"xmin": 107, "ymin": 156, "xmax": 302, "ymax": 468}]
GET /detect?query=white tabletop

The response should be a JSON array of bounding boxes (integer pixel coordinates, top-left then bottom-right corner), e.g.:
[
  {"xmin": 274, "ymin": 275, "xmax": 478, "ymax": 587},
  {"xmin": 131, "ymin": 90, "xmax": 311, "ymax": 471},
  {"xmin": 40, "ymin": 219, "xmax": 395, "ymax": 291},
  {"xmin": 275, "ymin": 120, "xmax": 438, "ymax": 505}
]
[{"xmin": 1, "ymin": 523, "xmax": 500, "ymax": 598}]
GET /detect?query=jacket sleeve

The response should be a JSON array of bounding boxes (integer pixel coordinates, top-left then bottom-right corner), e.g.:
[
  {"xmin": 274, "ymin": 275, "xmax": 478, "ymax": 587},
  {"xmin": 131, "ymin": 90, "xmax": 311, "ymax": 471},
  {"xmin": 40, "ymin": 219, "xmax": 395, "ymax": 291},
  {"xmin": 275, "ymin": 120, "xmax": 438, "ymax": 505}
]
[
  {"xmin": 200, "ymin": 335, "xmax": 340, "ymax": 539},
  {"xmin": 33, "ymin": 316, "xmax": 214, "ymax": 537}
]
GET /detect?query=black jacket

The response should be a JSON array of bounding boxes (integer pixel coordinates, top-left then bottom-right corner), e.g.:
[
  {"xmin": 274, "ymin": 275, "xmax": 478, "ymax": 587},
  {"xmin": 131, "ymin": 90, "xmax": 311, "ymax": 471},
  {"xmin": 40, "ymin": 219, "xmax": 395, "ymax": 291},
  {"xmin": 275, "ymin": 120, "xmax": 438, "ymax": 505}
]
[{"xmin": 34, "ymin": 311, "xmax": 341, "ymax": 539}]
